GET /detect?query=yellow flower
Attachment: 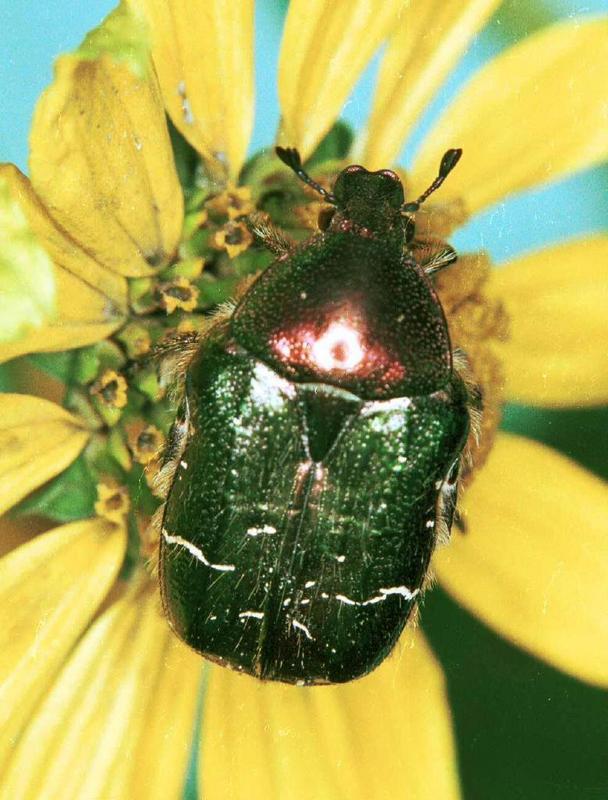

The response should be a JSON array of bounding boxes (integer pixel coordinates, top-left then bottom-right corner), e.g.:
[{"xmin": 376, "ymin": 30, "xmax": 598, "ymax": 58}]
[{"xmin": 1, "ymin": 2, "xmax": 607, "ymax": 799}]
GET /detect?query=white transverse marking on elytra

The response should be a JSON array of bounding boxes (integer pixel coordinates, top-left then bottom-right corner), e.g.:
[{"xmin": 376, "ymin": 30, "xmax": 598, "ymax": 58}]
[
  {"xmin": 239, "ymin": 610, "xmax": 264, "ymax": 620},
  {"xmin": 335, "ymin": 585, "xmax": 420, "ymax": 607},
  {"xmin": 304, "ymin": 580, "xmax": 316, "ymax": 588},
  {"xmin": 292, "ymin": 619, "xmax": 314, "ymax": 640},
  {"xmin": 162, "ymin": 530, "xmax": 235, "ymax": 572},
  {"xmin": 246, "ymin": 524, "xmax": 277, "ymax": 537}
]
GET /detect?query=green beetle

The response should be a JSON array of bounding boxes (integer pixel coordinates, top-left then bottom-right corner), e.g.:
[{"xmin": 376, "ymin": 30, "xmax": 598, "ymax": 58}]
[{"xmin": 158, "ymin": 147, "xmax": 474, "ymax": 685}]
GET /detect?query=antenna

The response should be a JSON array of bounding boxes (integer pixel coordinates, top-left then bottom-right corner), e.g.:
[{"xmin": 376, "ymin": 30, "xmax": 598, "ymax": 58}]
[
  {"xmin": 275, "ymin": 146, "xmax": 337, "ymax": 204},
  {"xmin": 401, "ymin": 148, "xmax": 462, "ymax": 213}
]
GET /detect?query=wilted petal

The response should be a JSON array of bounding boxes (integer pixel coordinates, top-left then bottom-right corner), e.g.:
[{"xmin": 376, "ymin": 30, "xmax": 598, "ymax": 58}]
[
  {"xmin": 200, "ymin": 629, "xmax": 460, "ymax": 800},
  {"xmin": 30, "ymin": 35, "xmax": 183, "ymax": 277},
  {"xmin": 1, "ymin": 588, "xmax": 201, "ymax": 800},
  {"xmin": 362, "ymin": 0, "xmax": 501, "ymax": 169},
  {"xmin": 278, "ymin": 0, "xmax": 405, "ymax": 160},
  {"xmin": 410, "ymin": 18, "xmax": 608, "ymax": 215},
  {"xmin": 134, "ymin": 0, "xmax": 254, "ymax": 179},
  {"xmin": 0, "ymin": 165, "xmax": 127, "ymax": 363},
  {"xmin": 0, "ymin": 172, "xmax": 55, "ymax": 345},
  {"xmin": 491, "ymin": 236, "xmax": 608, "ymax": 407},
  {"xmin": 434, "ymin": 433, "xmax": 608, "ymax": 688},
  {"xmin": 0, "ymin": 394, "xmax": 89, "ymax": 515},
  {"xmin": 0, "ymin": 518, "xmax": 126, "ymax": 773}
]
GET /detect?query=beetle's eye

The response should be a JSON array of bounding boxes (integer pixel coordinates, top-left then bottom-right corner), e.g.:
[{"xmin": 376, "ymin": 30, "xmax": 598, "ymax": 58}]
[{"xmin": 318, "ymin": 206, "xmax": 335, "ymax": 231}]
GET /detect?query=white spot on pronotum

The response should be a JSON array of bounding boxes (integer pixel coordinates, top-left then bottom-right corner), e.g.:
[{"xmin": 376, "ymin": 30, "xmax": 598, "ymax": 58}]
[
  {"xmin": 292, "ymin": 620, "xmax": 314, "ymax": 640},
  {"xmin": 162, "ymin": 529, "xmax": 235, "ymax": 572},
  {"xmin": 335, "ymin": 585, "xmax": 419, "ymax": 607},
  {"xmin": 239, "ymin": 610, "xmax": 264, "ymax": 620},
  {"xmin": 311, "ymin": 320, "xmax": 364, "ymax": 372},
  {"xmin": 246, "ymin": 524, "xmax": 277, "ymax": 537}
]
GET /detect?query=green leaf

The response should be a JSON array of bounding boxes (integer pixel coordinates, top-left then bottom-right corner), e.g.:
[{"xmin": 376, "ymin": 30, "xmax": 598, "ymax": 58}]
[
  {"xmin": 306, "ymin": 120, "xmax": 354, "ymax": 168},
  {"xmin": 76, "ymin": 0, "xmax": 150, "ymax": 79},
  {"xmin": 13, "ymin": 454, "xmax": 97, "ymax": 523},
  {"xmin": 168, "ymin": 118, "xmax": 200, "ymax": 198},
  {"xmin": 0, "ymin": 178, "xmax": 56, "ymax": 344},
  {"xmin": 28, "ymin": 351, "xmax": 78, "ymax": 382}
]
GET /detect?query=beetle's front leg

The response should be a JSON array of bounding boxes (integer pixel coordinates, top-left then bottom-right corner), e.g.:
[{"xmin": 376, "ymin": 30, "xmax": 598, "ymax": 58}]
[
  {"xmin": 144, "ymin": 396, "xmax": 192, "ymax": 569},
  {"xmin": 409, "ymin": 236, "xmax": 458, "ymax": 276},
  {"xmin": 247, "ymin": 210, "xmax": 296, "ymax": 257}
]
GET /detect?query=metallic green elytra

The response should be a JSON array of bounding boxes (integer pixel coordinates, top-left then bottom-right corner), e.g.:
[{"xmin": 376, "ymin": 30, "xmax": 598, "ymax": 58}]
[{"xmin": 159, "ymin": 147, "xmax": 472, "ymax": 684}]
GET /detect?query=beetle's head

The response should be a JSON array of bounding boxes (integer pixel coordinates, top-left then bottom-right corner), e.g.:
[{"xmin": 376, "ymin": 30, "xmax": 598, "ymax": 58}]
[
  {"xmin": 276, "ymin": 146, "xmax": 463, "ymax": 241},
  {"xmin": 330, "ymin": 166, "xmax": 404, "ymax": 235}
]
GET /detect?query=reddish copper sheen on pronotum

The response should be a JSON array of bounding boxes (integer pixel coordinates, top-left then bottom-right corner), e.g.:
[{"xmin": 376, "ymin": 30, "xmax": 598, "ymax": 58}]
[{"xmin": 270, "ymin": 301, "xmax": 406, "ymax": 386}]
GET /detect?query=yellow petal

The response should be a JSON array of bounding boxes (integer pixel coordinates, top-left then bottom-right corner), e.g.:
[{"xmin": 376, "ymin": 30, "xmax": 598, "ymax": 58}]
[
  {"xmin": 200, "ymin": 629, "xmax": 460, "ymax": 800},
  {"xmin": 1, "ymin": 588, "xmax": 201, "ymax": 800},
  {"xmin": 134, "ymin": 0, "xmax": 254, "ymax": 180},
  {"xmin": 410, "ymin": 18, "xmax": 608, "ymax": 215},
  {"xmin": 0, "ymin": 394, "xmax": 89, "ymax": 515},
  {"xmin": 491, "ymin": 236, "xmax": 608, "ymax": 407},
  {"xmin": 278, "ymin": 0, "xmax": 405, "ymax": 160},
  {"xmin": 0, "ymin": 518, "xmax": 126, "ymax": 774},
  {"xmin": 0, "ymin": 165, "xmax": 127, "ymax": 363},
  {"xmin": 361, "ymin": 0, "xmax": 501, "ymax": 169},
  {"xmin": 434, "ymin": 433, "xmax": 608, "ymax": 688},
  {"xmin": 30, "ymin": 53, "xmax": 183, "ymax": 277}
]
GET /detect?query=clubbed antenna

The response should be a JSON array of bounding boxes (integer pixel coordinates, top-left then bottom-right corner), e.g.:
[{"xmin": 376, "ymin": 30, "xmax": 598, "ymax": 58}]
[
  {"xmin": 402, "ymin": 148, "xmax": 463, "ymax": 213},
  {"xmin": 275, "ymin": 146, "xmax": 337, "ymax": 204}
]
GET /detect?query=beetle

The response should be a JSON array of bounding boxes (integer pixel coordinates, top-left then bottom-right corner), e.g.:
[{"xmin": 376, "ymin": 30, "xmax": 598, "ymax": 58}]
[{"xmin": 157, "ymin": 146, "xmax": 474, "ymax": 685}]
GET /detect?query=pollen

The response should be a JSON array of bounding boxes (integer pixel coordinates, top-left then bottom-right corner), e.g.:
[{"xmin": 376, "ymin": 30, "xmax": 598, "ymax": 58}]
[
  {"xmin": 91, "ymin": 369, "xmax": 128, "ymax": 409},
  {"xmin": 434, "ymin": 251, "xmax": 510, "ymax": 481},
  {"xmin": 94, "ymin": 479, "xmax": 130, "ymax": 525}
]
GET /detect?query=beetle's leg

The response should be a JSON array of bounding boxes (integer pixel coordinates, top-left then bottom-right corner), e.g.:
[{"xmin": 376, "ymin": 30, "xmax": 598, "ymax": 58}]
[
  {"xmin": 124, "ymin": 330, "xmax": 202, "ymax": 406},
  {"xmin": 145, "ymin": 395, "xmax": 192, "ymax": 572},
  {"xmin": 247, "ymin": 210, "xmax": 296, "ymax": 257},
  {"xmin": 410, "ymin": 236, "xmax": 458, "ymax": 276},
  {"xmin": 435, "ymin": 459, "xmax": 461, "ymax": 545}
]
